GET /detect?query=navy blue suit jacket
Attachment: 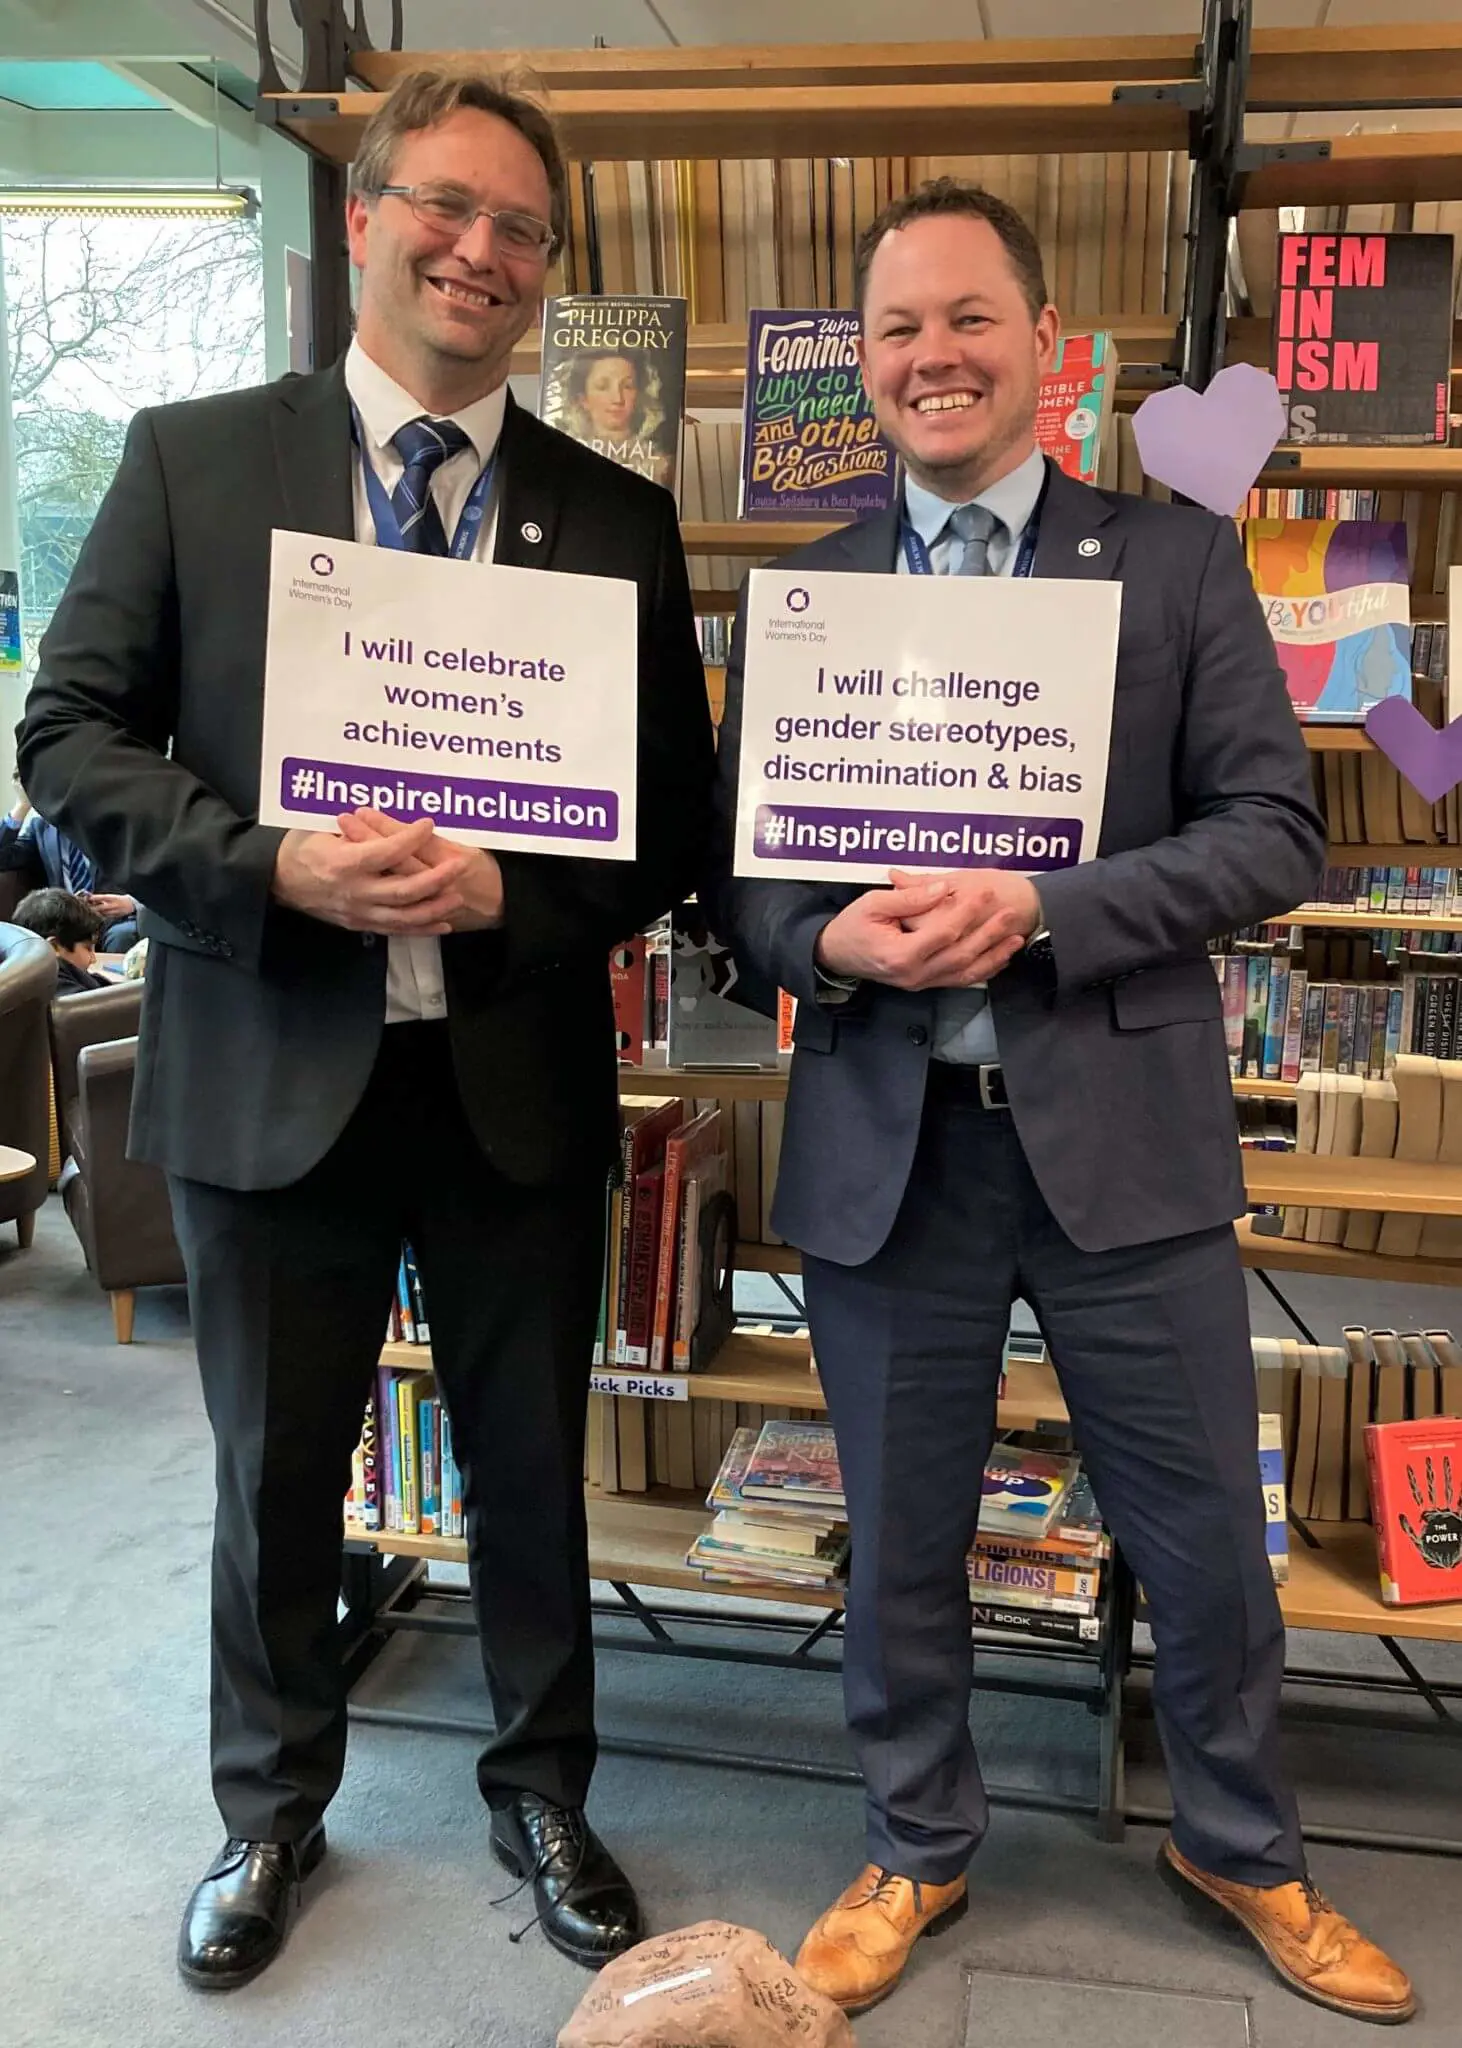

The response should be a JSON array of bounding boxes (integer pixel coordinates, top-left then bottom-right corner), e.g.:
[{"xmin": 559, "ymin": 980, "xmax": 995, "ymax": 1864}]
[{"xmin": 706, "ymin": 459, "xmax": 1325, "ymax": 1261}]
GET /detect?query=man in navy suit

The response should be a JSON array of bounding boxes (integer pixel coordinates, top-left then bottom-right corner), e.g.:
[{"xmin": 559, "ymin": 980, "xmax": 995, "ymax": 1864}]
[
  {"xmin": 2, "ymin": 782, "xmax": 139, "ymax": 949},
  {"xmin": 709, "ymin": 179, "xmax": 1413, "ymax": 2026}
]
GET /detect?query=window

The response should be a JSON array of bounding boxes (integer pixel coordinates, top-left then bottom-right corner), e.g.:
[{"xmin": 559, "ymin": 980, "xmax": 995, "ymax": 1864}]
[{"xmin": 3, "ymin": 208, "xmax": 265, "ymax": 673}]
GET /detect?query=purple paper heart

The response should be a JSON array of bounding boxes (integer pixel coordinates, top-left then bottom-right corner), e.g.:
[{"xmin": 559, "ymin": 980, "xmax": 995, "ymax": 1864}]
[
  {"xmin": 1131, "ymin": 363, "xmax": 1286, "ymax": 516},
  {"xmin": 1366, "ymin": 696, "xmax": 1462, "ymax": 804}
]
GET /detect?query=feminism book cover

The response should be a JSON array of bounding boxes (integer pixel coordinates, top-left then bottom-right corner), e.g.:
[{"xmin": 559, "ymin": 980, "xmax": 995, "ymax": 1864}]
[
  {"xmin": 540, "ymin": 294, "xmax": 687, "ymax": 492},
  {"xmin": 739, "ymin": 308, "xmax": 897, "ymax": 518},
  {"xmin": 1245, "ymin": 517, "xmax": 1412, "ymax": 722}
]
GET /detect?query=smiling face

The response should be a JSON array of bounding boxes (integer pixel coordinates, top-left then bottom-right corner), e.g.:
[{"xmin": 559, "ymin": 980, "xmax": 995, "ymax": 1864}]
[
  {"xmin": 346, "ymin": 105, "xmax": 553, "ymax": 412},
  {"xmin": 582, "ymin": 355, "xmax": 640, "ymax": 436},
  {"xmin": 857, "ymin": 211, "xmax": 1059, "ymax": 503}
]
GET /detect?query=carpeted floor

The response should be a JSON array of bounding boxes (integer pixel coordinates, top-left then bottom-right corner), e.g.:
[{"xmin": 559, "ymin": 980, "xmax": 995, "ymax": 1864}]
[{"xmin": 4, "ymin": 1192, "xmax": 1462, "ymax": 2048}]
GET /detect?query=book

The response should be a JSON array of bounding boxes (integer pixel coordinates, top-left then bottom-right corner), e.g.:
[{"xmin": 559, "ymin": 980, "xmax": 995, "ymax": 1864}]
[
  {"xmin": 740, "ymin": 1420, "xmax": 846, "ymax": 1509},
  {"xmin": 1365, "ymin": 1417, "xmax": 1462, "ymax": 1605},
  {"xmin": 738, "ymin": 308, "xmax": 897, "ymax": 518},
  {"xmin": 1033, "ymin": 330, "xmax": 1119, "ymax": 486},
  {"xmin": 668, "ymin": 905, "xmax": 779, "ymax": 1068},
  {"xmin": 538, "ymin": 293, "xmax": 688, "ymax": 489},
  {"xmin": 978, "ymin": 1445, "xmax": 1078, "ymax": 1541},
  {"xmin": 970, "ymin": 1602, "xmax": 1101, "ymax": 1647},
  {"xmin": 609, "ymin": 937, "xmax": 647, "ymax": 1064},
  {"xmin": 651, "ymin": 1107, "xmax": 722, "ymax": 1372},
  {"xmin": 1271, "ymin": 231, "xmax": 1453, "ymax": 446},
  {"xmin": 967, "ymin": 1554, "xmax": 1101, "ymax": 1605},
  {"xmin": 1245, "ymin": 519, "xmax": 1411, "ymax": 723},
  {"xmin": 1259, "ymin": 1412, "xmax": 1289, "ymax": 1584}
]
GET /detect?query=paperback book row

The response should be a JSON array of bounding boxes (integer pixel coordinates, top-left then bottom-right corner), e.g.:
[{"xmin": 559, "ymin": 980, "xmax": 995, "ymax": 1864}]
[
  {"xmin": 344, "ymin": 1365, "xmax": 462, "ymax": 1539},
  {"xmin": 1301, "ymin": 863, "xmax": 1462, "ymax": 924},
  {"xmin": 384, "ymin": 1242, "xmax": 429, "ymax": 1347},
  {"xmin": 1308, "ymin": 691, "xmax": 1460, "ymax": 849},
  {"xmin": 1209, "ymin": 953, "xmax": 1462, "ymax": 1083},
  {"xmin": 1268, "ymin": 1057, "xmax": 1462, "ymax": 1260},
  {"xmin": 1257, "ymin": 1326, "xmax": 1462, "ymax": 1608},
  {"xmin": 686, "ymin": 1420, "xmax": 1115, "ymax": 1649}
]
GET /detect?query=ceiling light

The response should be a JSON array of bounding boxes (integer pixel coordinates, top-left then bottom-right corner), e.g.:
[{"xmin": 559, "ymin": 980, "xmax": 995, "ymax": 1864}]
[{"xmin": 0, "ymin": 186, "xmax": 256, "ymax": 219}]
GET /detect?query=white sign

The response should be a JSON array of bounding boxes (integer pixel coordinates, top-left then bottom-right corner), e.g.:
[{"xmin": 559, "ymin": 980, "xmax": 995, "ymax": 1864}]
[
  {"xmin": 589, "ymin": 1371, "xmax": 689, "ymax": 1401},
  {"xmin": 734, "ymin": 567, "xmax": 1120, "ymax": 885},
  {"xmin": 259, "ymin": 530, "xmax": 638, "ymax": 860}
]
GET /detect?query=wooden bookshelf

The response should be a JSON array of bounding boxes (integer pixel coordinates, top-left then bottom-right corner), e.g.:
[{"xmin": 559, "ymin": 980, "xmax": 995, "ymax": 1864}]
[
  {"xmin": 682, "ymin": 519, "xmax": 838, "ymax": 556},
  {"xmin": 1278, "ymin": 1523, "xmax": 1462, "ymax": 1645},
  {"xmin": 1234, "ymin": 1216, "xmax": 1462, "ymax": 1291},
  {"xmin": 1330, "ymin": 847, "xmax": 1462, "ymax": 870},
  {"xmin": 1302, "ymin": 730, "xmax": 1376, "ymax": 755},
  {"xmin": 264, "ymin": 79, "xmax": 1198, "ymax": 168},
  {"xmin": 1281, "ymin": 910, "xmax": 1462, "ymax": 935},
  {"xmin": 1232, "ymin": 1078, "xmax": 1298, "ymax": 1101},
  {"xmin": 1242, "ymin": 1151, "xmax": 1462, "ymax": 1216},
  {"xmin": 1241, "ymin": 133, "xmax": 1462, "ymax": 213},
  {"xmin": 620, "ymin": 1061, "xmax": 788, "ymax": 1103},
  {"xmin": 1258, "ymin": 447, "xmax": 1462, "ymax": 491}
]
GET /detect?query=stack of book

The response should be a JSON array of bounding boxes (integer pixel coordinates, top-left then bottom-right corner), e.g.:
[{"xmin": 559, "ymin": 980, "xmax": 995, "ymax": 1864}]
[
  {"xmin": 686, "ymin": 1423, "xmax": 849, "ymax": 1591},
  {"xmin": 967, "ymin": 1450, "xmax": 1105, "ymax": 1647}
]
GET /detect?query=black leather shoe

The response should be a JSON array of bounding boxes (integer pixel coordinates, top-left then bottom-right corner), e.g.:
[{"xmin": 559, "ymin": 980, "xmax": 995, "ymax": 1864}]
[
  {"xmin": 489, "ymin": 1794, "xmax": 642, "ymax": 1968},
  {"xmin": 177, "ymin": 1824, "xmax": 326, "ymax": 1990}
]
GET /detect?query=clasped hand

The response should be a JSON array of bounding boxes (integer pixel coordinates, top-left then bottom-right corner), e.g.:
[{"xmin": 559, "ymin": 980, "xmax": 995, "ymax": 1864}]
[
  {"xmin": 814, "ymin": 867, "xmax": 1040, "ymax": 992},
  {"xmin": 271, "ymin": 810, "xmax": 504, "ymax": 935}
]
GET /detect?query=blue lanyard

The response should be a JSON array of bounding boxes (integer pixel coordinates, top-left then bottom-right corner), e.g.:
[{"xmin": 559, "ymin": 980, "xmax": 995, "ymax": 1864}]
[
  {"xmin": 900, "ymin": 475, "xmax": 1045, "ymax": 581},
  {"xmin": 351, "ymin": 406, "xmax": 496, "ymax": 560}
]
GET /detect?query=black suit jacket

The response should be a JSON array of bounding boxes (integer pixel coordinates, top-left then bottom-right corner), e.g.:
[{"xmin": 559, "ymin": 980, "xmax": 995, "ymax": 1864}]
[
  {"xmin": 19, "ymin": 365, "xmax": 714, "ymax": 1191},
  {"xmin": 707, "ymin": 461, "xmax": 1326, "ymax": 1259}
]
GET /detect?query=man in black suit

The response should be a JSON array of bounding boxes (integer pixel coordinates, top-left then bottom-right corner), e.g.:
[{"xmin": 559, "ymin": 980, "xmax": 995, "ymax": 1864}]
[
  {"xmin": 709, "ymin": 181, "xmax": 1412, "ymax": 2025},
  {"xmin": 19, "ymin": 69, "xmax": 713, "ymax": 1990}
]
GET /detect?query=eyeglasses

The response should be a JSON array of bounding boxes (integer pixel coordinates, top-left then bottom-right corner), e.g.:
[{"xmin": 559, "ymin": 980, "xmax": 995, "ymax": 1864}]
[{"xmin": 374, "ymin": 184, "xmax": 555, "ymax": 259}]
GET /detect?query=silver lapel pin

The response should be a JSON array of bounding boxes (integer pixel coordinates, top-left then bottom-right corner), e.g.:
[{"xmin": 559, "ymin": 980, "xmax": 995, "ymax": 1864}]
[
  {"xmin": 1078, "ymin": 537, "xmax": 1101, "ymax": 557},
  {"xmin": 521, "ymin": 520, "xmax": 543, "ymax": 544}
]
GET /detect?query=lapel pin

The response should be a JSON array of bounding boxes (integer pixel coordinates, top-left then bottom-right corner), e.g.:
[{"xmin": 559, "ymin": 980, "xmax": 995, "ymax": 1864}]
[
  {"xmin": 520, "ymin": 520, "xmax": 543, "ymax": 544},
  {"xmin": 1078, "ymin": 537, "xmax": 1101, "ymax": 557}
]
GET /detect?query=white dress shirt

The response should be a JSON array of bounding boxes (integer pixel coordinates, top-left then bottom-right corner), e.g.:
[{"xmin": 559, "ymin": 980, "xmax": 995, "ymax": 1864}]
[
  {"xmin": 896, "ymin": 444, "xmax": 1048, "ymax": 1065},
  {"xmin": 344, "ymin": 339, "xmax": 508, "ymax": 1023}
]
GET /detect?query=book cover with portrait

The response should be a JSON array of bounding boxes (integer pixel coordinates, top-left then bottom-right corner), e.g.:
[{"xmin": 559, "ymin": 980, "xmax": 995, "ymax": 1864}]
[{"xmin": 539, "ymin": 293, "xmax": 687, "ymax": 493}]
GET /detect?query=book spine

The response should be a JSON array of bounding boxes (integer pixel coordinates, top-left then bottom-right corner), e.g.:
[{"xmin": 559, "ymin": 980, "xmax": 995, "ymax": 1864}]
[
  {"xmin": 970, "ymin": 1602, "xmax": 1101, "ymax": 1646},
  {"xmin": 360, "ymin": 1394, "xmax": 380, "ymax": 1532},
  {"xmin": 419, "ymin": 1395, "xmax": 437, "ymax": 1536},
  {"xmin": 398, "ymin": 1375, "xmax": 419, "ymax": 1535},
  {"xmin": 1280, "ymin": 968, "xmax": 1308, "ymax": 1083},
  {"xmin": 624, "ymin": 1170, "xmax": 664, "ymax": 1367},
  {"xmin": 404, "ymin": 1243, "xmax": 429, "ymax": 1345},
  {"xmin": 1262, "ymin": 963, "xmax": 1289, "ymax": 1079},
  {"xmin": 1364, "ymin": 1426, "xmax": 1400, "ymax": 1605},
  {"xmin": 650, "ymin": 1138, "xmax": 686, "ymax": 1374}
]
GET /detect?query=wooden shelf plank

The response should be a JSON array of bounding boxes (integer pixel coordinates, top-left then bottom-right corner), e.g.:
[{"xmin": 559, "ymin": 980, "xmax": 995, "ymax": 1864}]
[
  {"xmin": 618, "ymin": 1061, "xmax": 788, "ymax": 1102},
  {"xmin": 1233, "ymin": 1078, "xmax": 1299, "ymax": 1101},
  {"xmin": 682, "ymin": 519, "xmax": 839, "ymax": 555},
  {"xmin": 1302, "ymin": 729, "xmax": 1375, "ymax": 754},
  {"xmin": 736, "ymin": 1240, "xmax": 802, "ymax": 1274},
  {"xmin": 1243, "ymin": 133, "xmax": 1462, "ymax": 212},
  {"xmin": 1247, "ymin": 25, "xmax": 1462, "ymax": 111},
  {"xmin": 1257, "ymin": 447, "xmax": 1462, "ymax": 489},
  {"xmin": 1330, "ymin": 846, "xmax": 1462, "ymax": 869},
  {"xmin": 1242, "ymin": 1151, "xmax": 1462, "ymax": 1216},
  {"xmin": 1236, "ymin": 1215, "xmax": 1462, "ymax": 1289},
  {"xmin": 263, "ymin": 81, "xmax": 1195, "ymax": 167},
  {"xmin": 1279, "ymin": 1522, "xmax": 1462, "ymax": 1644},
  {"xmin": 355, "ymin": 37, "xmax": 1202, "ymax": 94},
  {"xmin": 1280, "ymin": 910, "xmax": 1462, "ymax": 934}
]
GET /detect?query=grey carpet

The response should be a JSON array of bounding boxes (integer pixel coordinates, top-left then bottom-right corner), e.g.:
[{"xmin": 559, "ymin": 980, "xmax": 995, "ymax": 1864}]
[{"xmin": 4, "ymin": 1193, "xmax": 1462, "ymax": 2048}]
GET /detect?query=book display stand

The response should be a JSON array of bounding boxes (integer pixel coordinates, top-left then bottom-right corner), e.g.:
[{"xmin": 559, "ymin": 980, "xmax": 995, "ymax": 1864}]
[{"xmin": 262, "ymin": 0, "xmax": 1462, "ymax": 1852}]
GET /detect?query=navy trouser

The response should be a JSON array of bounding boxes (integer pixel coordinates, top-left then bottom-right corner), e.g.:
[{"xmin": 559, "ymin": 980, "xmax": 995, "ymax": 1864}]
[{"xmin": 802, "ymin": 1076, "xmax": 1303, "ymax": 1889}]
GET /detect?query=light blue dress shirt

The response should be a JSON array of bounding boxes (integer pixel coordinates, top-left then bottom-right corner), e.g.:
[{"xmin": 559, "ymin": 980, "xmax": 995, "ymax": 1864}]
[{"xmin": 896, "ymin": 445, "xmax": 1048, "ymax": 1065}]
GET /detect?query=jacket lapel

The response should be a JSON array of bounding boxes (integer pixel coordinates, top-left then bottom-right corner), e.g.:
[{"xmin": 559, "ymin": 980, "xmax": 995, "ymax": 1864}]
[
  {"xmin": 492, "ymin": 395, "xmax": 565, "ymax": 570},
  {"xmin": 270, "ymin": 362, "xmax": 355, "ymax": 542},
  {"xmin": 1031, "ymin": 458, "xmax": 1125, "ymax": 585},
  {"xmin": 832, "ymin": 502, "xmax": 901, "ymax": 574}
]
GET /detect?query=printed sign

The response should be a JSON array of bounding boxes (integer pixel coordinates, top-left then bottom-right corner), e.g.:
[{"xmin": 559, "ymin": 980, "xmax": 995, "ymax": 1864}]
[
  {"xmin": 589, "ymin": 1372, "xmax": 689, "ymax": 1401},
  {"xmin": 733, "ymin": 567, "xmax": 1119, "ymax": 884},
  {"xmin": 258, "ymin": 532, "xmax": 637, "ymax": 859},
  {"xmin": 0, "ymin": 570, "xmax": 21, "ymax": 674}
]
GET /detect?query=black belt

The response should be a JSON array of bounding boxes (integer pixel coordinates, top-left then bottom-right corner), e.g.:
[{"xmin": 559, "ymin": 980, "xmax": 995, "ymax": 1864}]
[{"xmin": 927, "ymin": 1060, "xmax": 1009, "ymax": 1110}]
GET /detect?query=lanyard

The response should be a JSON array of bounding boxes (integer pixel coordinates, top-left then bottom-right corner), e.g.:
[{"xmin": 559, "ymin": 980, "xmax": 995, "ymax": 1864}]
[
  {"xmin": 351, "ymin": 406, "xmax": 496, "ymax": 560},
  {"xmin": 899, "ymin": 471, "xmax": 1046, "ymax": 581}
]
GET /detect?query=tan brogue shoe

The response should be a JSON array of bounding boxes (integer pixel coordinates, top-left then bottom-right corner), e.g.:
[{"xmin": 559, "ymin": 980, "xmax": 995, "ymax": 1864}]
[
  {"xmin": 1161, "ymin": 1839, "xmax": 1415, "ymax": 2025},
  {"xmin": 795, "ymin": 1863, "xmax": 968, "ymax": 2015}
]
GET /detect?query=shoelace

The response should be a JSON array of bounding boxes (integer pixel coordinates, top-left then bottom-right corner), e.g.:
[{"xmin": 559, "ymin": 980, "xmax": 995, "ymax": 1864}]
[
  {"xmin": 489, "ymin": 1811, "xmax": 591, "ymax": 1947},
  {"xmin": 861, "ymin": 1867, "xmax": 909, "ymax": 1912}
]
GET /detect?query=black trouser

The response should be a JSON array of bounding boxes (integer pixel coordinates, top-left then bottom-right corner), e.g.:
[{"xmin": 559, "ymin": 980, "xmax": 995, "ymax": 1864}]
[
  {"xmin": 169, "ymin": 1022, "xmax": 606, "ymax": 1844},
  {"xmin": 802, "ymin": 1069, "xmax": 1304, "ymax": 1890}
]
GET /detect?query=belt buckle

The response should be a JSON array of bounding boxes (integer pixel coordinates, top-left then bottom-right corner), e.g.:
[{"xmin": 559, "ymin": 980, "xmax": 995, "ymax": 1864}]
[{"xmin": 978, "ymin": 1064, "xmax": 1005, "ymax": 1111}]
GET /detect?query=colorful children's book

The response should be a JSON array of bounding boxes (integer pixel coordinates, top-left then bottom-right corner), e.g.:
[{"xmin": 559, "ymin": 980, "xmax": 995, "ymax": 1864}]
[
  {"xmin": 739, "ymin": 1420, "xmax": 846, "ymax": 1509},
  {"xmin": 739, "ymin": 308, "xmax": 897, "ymax": 518},
  {"xmin": 1245, "ymin": 518, "xmax": 1411, "ymax": 723},
  {"xmin": 978, "ymin": 1445, "xmax": 1078, "ymax": 1540}
]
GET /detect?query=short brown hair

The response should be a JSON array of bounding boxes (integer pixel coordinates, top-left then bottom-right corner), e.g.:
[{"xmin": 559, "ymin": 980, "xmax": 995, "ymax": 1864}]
[
  {"xmin": 350, "ymin": 66, "xmax": 568, "ymax": 259},
  {"xmin": 14, "ymin": 887, "xmax": 103, "ymax": 950},
  {"xmin": 854, "ymin": 177, "xmax": 1049, "ymax": 322}
]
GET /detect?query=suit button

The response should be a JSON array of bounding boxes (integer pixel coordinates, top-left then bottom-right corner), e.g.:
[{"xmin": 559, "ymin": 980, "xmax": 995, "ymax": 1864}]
[
  {"xmin": 362, "ymin": 934, "xmax": 378, "ymax": 948},
  {"xmin": 907, "ymin": 1024, "xmax": 929, "ymax": 1047}
]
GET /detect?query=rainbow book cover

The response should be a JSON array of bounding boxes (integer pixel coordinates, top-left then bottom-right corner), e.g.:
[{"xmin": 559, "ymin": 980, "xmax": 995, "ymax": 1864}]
[{"xmin": 1245, "ymin": 517, "xmax": 1412, "ymax": 723}]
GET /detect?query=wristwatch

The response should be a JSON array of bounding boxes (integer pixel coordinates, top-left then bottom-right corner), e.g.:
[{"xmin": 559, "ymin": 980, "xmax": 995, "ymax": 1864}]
[
  {"xmin": 813, "ymin": 962, "xmax": 862, "ymax": 1008},
  {"xmin": 1024, "ymin": 924, "xmax": 1056, "ymax": 987}
]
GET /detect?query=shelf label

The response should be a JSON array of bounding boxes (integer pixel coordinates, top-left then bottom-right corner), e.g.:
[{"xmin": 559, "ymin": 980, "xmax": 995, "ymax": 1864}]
[{"xmin": 590, "ymin": 1370, "xmax": 689, "ymax": 1401}]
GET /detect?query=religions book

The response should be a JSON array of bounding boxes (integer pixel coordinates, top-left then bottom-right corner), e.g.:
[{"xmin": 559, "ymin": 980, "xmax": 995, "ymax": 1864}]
[
  {"xmin": 738, "ymin": 307, "xmax": 897, "ymax": 518},
  {"xmin": 539, "ymin": 293, "xmax": 688, "ymax": 490},
  {"xmin": 1270, "ymin": 232, "xmax": 1452, "ymax": 446}
]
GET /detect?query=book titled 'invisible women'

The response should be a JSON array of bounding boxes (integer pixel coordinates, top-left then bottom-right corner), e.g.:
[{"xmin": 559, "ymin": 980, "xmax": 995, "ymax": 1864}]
[
  {"xmin": 539, "ymin": 293, "xmax": 688, "ymax": 491},
  {"xmin": 739, "ymin": 308, "xmax": 897, "ymax": 518}
]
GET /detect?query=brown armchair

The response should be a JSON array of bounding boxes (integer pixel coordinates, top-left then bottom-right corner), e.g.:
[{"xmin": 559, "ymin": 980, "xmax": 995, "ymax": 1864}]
[
  {"xmin": 48, "ymin": 980, "xmax": 186, "ymax": 1341},
  {"xmin": 0, "ymin": 921, "xmax": 56, "ymax": 1246}
]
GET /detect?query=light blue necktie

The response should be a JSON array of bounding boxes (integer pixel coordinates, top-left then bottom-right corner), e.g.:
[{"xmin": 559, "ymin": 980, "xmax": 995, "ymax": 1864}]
[{"xmin": 945, "ymin": 501, "xmax": 1001, "ymax": 577}]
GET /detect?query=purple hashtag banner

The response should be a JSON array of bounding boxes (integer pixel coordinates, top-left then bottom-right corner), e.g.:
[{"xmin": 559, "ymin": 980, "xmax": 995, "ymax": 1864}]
[
  {"xmin": 752, "ymin": 803, "xmax": 1084, "ymax": 869},
  {"xmin": 281, "ymin": 756, "xmax": 619, "ymax": 842}
]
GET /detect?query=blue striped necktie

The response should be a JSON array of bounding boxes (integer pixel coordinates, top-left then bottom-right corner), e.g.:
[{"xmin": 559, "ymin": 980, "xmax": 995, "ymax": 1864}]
[
  {"xmin": 390, "ymin": 416, "xmax": 472, "ymax": 556},
  {"xmin": 61, "ymin": 836, "xmax": 94, "ymax": 897}
]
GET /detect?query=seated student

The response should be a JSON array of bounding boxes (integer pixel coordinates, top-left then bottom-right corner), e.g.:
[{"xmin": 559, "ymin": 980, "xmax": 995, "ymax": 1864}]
[
  {"xmin": 1, "ymin": 779, "xmax": 140, "ymax": 951},
  {"xmin": 12, "ymin": 887, "xmax": 110, "ymax": 994}
]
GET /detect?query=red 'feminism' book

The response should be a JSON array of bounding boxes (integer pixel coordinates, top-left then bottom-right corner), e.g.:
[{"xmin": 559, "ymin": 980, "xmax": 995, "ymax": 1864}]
[{"xmin": 1364, "ymin": 1418, "xmax": 1462, "ymax": 1606}]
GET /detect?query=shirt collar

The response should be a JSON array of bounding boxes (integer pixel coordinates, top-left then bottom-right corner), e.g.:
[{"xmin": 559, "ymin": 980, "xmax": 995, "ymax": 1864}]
[
  {"xmin": 345, "ymin": 338, "xmax": 508, "ymax": 468},
  {"xmin": 902, "ymin": 444, "xmax": 1047, "ymax": 548}
]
